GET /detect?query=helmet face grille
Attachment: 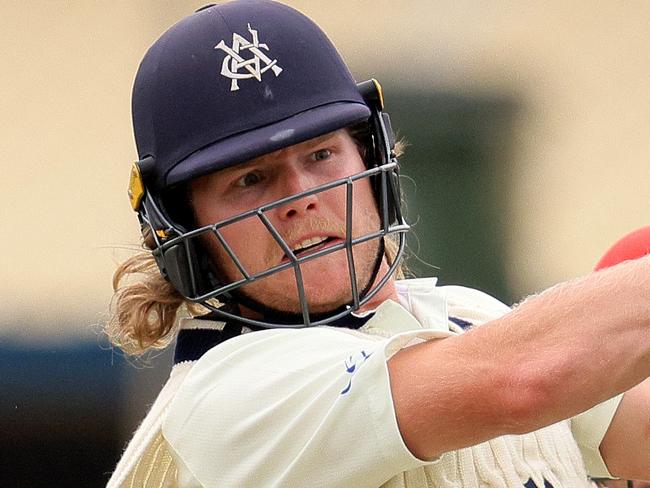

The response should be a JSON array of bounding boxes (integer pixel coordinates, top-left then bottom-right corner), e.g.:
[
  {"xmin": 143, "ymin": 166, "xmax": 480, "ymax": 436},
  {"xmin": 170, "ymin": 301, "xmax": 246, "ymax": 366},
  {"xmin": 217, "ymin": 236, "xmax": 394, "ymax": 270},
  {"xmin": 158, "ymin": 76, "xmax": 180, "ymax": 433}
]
[{"xmin": 147, "ymin": 160, "xmax": 409, "ymax": 328}]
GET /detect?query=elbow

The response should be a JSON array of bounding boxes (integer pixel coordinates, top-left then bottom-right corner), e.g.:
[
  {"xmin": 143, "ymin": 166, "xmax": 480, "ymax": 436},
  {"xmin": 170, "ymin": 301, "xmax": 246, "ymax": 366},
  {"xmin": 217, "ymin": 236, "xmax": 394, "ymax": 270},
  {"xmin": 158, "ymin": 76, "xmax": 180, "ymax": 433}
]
[{"xmin": 496, "ymin": 365, "xmax": 560, "ymax": 435}]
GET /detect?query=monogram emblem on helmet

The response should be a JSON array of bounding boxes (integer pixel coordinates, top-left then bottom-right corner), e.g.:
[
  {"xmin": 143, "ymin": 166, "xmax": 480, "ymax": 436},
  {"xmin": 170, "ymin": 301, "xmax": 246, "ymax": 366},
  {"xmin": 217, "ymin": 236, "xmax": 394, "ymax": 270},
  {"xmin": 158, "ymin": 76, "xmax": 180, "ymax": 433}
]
[{"xmin": 214, "ymin": 24, "xmax": 283, "ymax": 91}]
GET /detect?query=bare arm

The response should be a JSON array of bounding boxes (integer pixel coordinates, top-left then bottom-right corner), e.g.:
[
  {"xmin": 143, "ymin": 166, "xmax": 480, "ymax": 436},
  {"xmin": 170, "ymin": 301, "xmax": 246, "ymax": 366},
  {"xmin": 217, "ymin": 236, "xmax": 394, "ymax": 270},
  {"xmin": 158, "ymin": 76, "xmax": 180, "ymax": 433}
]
[
  {"xmin": 388, "ymin": 255, "xmax": 650, "ymax": 462},
  {"xmin": 599, "ymin": 377, "xmax": 650, "ymax": 480}
]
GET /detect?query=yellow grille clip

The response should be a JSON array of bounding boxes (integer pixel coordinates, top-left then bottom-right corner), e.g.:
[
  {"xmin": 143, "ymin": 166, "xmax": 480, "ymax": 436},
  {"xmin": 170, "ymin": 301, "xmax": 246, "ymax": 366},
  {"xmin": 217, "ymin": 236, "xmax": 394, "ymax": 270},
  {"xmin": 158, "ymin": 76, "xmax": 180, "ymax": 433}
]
[{"xmin": 128, "ymin": 163, "xmax": 145, "ymax": 211}]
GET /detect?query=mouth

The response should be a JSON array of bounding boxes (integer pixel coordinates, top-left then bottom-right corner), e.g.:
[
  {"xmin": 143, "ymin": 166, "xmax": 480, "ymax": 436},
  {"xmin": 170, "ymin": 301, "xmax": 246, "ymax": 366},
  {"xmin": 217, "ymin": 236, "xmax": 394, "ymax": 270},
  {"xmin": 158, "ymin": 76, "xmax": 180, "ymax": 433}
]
[{"xmin": 281, "ymin": 235, "xmax": 341, "ymax": 263}]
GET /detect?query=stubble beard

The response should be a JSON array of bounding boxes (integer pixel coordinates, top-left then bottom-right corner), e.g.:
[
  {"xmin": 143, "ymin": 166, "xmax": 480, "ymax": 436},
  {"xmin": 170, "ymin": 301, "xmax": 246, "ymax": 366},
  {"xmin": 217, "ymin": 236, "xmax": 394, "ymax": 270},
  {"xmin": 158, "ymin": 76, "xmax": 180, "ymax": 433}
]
[
  {"xmin": 246, "ymin": 238, "xmax": 382, "ymax": 314},
  {"xmin": 212, "ymin": 209, "xmax": 382, "ymax": 316}
]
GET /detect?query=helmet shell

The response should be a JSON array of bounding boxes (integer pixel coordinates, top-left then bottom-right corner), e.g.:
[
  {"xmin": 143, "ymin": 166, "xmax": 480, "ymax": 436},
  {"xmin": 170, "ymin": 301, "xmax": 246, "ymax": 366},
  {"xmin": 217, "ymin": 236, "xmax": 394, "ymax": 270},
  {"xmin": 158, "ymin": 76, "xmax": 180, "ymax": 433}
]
[{"xmin": 132, "ymin": 0, "xmax": 371, "ymax": 190}]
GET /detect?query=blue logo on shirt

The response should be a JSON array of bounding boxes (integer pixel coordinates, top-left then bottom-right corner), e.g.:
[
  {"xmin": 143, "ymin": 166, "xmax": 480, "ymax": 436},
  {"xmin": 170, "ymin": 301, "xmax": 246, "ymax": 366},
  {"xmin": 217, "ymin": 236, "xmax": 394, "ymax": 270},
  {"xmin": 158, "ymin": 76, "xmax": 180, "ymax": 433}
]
[
  {"xmin": 524, "ymin": 479, "xmax": 554, "ymax": 488},
  {"xmin": 340, "ymin": 350, "xmax": 372, "ymax": 395}
]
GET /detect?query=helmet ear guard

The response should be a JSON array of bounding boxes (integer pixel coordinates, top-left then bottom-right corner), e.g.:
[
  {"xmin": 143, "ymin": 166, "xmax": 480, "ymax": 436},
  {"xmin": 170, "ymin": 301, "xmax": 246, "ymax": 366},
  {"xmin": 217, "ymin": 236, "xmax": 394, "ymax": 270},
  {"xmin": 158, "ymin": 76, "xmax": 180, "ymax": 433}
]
[
  {"xmin": 154, "ymin": 234, "xmax": 226, "ymax": 301},
  {"xmin": 358, "ymin": 79, "xmax": 396, "ymax": 156},
  {"xmin": 357, "ymin": 79, "xmax": 402, "ymax": 228},
  {"xmin": 129, "ymin": 157, "xmax": 224, "ymax": 302}
]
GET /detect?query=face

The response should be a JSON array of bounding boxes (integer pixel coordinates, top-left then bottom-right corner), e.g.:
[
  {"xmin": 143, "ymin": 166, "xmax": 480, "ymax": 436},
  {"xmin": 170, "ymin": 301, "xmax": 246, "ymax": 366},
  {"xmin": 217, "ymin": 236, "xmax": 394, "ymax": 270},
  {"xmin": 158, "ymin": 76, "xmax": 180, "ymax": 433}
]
[{"xmin": 189, "ymin": 129, "xmax": 393, "ymax": 316}]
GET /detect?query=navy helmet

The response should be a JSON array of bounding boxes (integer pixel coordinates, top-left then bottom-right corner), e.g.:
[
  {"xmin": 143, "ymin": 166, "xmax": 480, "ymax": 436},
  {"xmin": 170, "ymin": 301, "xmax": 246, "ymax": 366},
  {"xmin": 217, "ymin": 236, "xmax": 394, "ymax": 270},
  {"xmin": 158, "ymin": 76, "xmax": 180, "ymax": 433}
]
[{"xmin": 128, "ymin": 0, "xmax": 409, "ymax": 328}]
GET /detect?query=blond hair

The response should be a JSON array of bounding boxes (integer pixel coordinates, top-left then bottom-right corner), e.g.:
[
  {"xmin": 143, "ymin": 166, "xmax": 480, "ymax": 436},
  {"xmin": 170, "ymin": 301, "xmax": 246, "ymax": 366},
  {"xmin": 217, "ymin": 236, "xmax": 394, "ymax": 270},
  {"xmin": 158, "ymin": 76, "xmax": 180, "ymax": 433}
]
[{"xmin": 106, "ymin": 229, "xmax": 204, "ymax": 355}]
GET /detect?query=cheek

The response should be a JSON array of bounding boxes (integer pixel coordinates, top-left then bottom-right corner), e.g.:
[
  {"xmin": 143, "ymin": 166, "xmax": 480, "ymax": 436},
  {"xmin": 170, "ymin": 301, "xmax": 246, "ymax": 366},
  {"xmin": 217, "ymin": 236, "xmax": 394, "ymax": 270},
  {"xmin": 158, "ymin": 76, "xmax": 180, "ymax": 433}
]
[
  {"xmin": 192, "ymin": 204, "xmax": 218, "ymax": 231},
  {"xmin": 204, "ymin": 218, "xmax": 282, "ymax": 277},
  {"xmin": 353, "ymin": 180, "xmax": 379, "ymax": 217},
  {"xmin": 190, "ymin": 179, "xmax": 238, "ymax": 228}
]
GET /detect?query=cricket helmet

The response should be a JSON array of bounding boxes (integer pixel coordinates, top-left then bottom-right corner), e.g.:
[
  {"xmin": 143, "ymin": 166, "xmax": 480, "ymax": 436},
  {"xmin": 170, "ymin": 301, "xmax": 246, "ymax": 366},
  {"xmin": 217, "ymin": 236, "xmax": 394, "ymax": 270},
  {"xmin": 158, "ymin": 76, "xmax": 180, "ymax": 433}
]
[{"xmin": 128, "ymin": 0, "xmax": 409, "ymax": 328}]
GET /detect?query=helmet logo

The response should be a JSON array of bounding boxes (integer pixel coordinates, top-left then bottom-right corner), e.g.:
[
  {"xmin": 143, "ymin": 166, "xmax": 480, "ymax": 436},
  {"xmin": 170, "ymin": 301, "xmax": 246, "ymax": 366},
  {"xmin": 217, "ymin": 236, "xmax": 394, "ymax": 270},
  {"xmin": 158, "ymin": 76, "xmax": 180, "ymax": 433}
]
[{"xmin": 214, "ymin": 24, "xmax": 283, "ymax": 91}]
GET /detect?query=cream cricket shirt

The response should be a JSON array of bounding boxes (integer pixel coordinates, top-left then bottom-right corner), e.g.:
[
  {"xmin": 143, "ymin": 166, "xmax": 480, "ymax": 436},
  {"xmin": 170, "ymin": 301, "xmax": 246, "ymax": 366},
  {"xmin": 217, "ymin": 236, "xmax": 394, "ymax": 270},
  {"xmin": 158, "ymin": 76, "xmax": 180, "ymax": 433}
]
[{"xmin": 108, "ymin": 278, "xmax": 621, "ymax": 488}]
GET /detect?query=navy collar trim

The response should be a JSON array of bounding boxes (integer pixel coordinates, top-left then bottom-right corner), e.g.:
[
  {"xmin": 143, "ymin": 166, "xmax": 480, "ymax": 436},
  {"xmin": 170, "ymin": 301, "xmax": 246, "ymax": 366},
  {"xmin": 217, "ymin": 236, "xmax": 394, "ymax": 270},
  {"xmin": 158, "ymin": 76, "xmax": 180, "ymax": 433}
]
[
  {"xmin": 174, "ymin": 323, "xmax": 241, "ymax": 364},
  {"xmin": 173, "ymin": 313, "xmax": 375, "ymax": 365}
]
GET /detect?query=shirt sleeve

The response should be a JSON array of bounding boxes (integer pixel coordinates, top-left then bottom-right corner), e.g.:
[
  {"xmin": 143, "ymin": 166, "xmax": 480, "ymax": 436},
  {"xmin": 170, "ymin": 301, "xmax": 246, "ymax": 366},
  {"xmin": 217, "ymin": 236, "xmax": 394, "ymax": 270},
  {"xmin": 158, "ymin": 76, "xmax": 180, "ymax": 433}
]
[
  {"xmin": 162, "ymin": 325, "xmax": 452, "ymax": 488},
  {"xmin": 570, "ymin": 394, "xmax": 623, "ymax": 478}
]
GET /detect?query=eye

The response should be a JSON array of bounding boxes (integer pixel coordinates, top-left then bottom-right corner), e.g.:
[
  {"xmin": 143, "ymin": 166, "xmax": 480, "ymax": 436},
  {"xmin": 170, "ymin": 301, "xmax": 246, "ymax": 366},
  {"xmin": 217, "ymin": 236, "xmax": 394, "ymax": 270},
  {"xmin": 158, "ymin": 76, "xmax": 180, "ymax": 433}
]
[
  {"xmin": 311, "ymin": 148, "xmax": 332, "ymax": 162},
  {"xmin": 235, "ymin": 171, "xmax": 263, "ymax": 187}
]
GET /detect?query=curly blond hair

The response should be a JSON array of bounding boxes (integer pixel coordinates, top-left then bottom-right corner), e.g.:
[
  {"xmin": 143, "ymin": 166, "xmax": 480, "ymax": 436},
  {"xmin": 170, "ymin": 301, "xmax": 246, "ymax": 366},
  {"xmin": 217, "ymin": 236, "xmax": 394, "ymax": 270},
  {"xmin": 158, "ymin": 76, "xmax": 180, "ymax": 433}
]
[{"xmin": 106, "ymin": 228, "xmax": 205, "ymax": 355}]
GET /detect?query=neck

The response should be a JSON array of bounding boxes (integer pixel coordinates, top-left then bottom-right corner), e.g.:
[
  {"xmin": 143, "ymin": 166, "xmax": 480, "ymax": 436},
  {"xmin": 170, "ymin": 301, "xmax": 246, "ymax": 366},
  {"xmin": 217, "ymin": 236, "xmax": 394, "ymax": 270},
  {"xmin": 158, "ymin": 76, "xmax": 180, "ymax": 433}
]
[{"xmin": 357, "ymin": 259, "xmax": 399, "ymax": 312}]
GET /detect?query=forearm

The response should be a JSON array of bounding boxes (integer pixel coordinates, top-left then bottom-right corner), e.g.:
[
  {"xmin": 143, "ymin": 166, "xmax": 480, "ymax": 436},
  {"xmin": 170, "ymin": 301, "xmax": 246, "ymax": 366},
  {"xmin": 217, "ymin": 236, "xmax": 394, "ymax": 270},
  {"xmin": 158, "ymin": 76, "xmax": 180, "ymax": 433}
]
[
  {"xmin": 493, "ymin": 255, "xmax": 650, "ymax": 422},
  {"xmin": 389, "ymin": 255, "xmax": 650, "ymax": 459}
]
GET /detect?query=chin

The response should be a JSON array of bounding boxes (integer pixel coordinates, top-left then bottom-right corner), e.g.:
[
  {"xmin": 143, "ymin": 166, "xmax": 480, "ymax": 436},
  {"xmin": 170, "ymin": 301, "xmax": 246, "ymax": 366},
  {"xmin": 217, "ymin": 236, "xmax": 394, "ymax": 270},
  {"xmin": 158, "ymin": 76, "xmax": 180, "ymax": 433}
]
[
  {"xmin": 271, "ymin": 279, "xmax": 355, "ymax": 314},
  {"xmin": 259, "ymin": 268, "xmax": 374, "ymax": 315},
  {"xmin": 232, "ymin": 242, "xmax": 381, "ymax": 316}
]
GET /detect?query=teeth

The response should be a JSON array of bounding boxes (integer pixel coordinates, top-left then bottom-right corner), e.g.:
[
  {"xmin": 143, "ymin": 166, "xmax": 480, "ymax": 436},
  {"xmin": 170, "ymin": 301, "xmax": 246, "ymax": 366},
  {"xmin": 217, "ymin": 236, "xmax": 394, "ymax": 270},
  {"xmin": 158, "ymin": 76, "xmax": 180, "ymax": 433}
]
[{"xmin": 293, "ymin": 236, "xmax": 328, "ymax": 252}]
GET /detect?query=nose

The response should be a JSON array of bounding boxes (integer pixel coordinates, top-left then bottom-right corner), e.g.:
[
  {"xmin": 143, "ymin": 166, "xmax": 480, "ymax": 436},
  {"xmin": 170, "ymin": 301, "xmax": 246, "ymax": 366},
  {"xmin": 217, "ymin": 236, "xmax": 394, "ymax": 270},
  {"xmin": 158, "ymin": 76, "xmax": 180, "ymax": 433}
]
[{"xmin": 276, "ymin": 168, "xmax": 319, "ymax": 221}]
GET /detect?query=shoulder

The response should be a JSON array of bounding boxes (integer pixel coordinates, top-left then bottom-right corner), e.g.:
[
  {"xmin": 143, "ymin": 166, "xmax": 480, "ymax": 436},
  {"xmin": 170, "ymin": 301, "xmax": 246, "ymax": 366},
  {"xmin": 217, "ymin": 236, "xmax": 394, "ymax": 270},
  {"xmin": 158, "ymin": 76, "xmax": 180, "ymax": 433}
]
[
  {"xmin": 396, "ymin": 277, "xmax": 511, "ymax": 327},
  {"xmin": 165, "ymin": 326, "xmax": 386, "ymax": 401},
  {"xmin": 440, "ymin": 284, "xmax": 512, "ymax": 326},
  {"xmin": 161, "ymin": 326, "xmax": 425, "ymax": 486},
  {"xmin": 438, "ymin": 284, "xmax": 511, "ymax": 313}
]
